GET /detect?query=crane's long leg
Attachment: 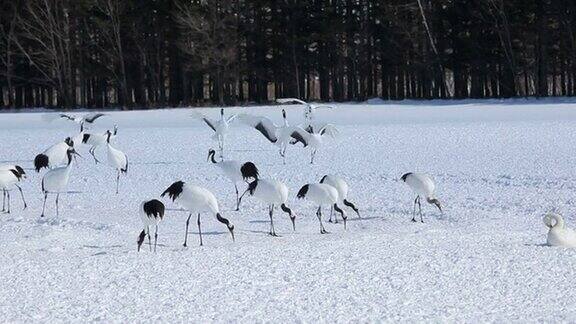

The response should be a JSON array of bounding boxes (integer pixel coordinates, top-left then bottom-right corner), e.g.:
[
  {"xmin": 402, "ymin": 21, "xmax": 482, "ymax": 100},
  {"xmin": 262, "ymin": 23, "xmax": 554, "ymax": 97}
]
[
  {"xmin": 55, "ymin": 194, "xmax": 59, "ymax": 217},
  {"xmin": 197, "ymin": 213, "xmax": 203, "ymax": 246},
  {"xmin": 6, "ymin": 190, "xmax": 10, "ymax": 214},
  {"xmin": 328, "ymin": 205, "xmax": 334, "ymax": 223},
  {"xmin": 218, "ymin": 138, "xmax": 224, "ymax": 161},
  {"xmin": 183, "ymin": 213, "xmax": 192, "ymax": 247},
  {"xmin": 2, "ymin": 189, "xmax": 5, "ymax": 212},
  {"xmin": 154, "ymin": 225, "xmax": 158, "ymax": 253},
  {"xmin": 234, "ymin": 183, "xmax": 240, "ymax": 211},
  {"xmin": 412, "ymin": 196, "xmax": 419, "ymax": 222},
  {"xmin": 41, "ymin": 192, "xmax": 47, "ymax": 217},
  {"xmin": 418, "ymin": 197, "xmax": 424, "ymax": 223},
  {"xmin": 310, "ymin": 150, "xmax": 316, "ymax": 164},
  {"xmin": 115, "ymin": 170, "xmax": 120, "ymax": 194},
  {"xmin": 15, "ymin": 185, "xmax": 27, "ymax": 210},
  {"xmin": 147, "ymin": 225, "xmax": 152, "ymax": 252},
  {"xmin": 269, "ymin": 204, "xmax": 278, "ymax": 236},
  {"xmin": 317, "ymin": 206, "xmax": 327, "ymax": 234}
]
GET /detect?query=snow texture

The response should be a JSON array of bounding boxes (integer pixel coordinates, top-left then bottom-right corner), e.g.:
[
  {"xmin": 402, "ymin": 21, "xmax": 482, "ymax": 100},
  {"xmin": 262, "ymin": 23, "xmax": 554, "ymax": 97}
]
[{"xmin": 1, "ymin": 100, "xmax": 576, "ymax": 322}]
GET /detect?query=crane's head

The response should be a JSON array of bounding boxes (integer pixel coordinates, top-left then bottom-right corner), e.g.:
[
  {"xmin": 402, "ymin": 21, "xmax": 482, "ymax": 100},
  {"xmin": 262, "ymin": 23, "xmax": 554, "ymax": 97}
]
[
  {"xmin": 427, "ymin": 197, "xmax": 442, "ymax": 212},
  {"xmin": 334, "ymin": 204, "xmax": 347, "ymax": 230},
  {"xmin": 400, "ymin": 173, "xmax": 412, "ymax": 182},
  {"xmin": 207, "ymin": 149, "xmax": 216, "ymax": 162},
  {"xmin": 67, "ymin": 147, "xmax": 81, "ymax": 164}
]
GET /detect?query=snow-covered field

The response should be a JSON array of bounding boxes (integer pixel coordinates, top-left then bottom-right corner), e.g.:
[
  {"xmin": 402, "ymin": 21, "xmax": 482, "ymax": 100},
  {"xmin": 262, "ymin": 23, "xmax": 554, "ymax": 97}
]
[{"xmin": 1, "ymin": 100, "xmax": 576, "ymax": 322}]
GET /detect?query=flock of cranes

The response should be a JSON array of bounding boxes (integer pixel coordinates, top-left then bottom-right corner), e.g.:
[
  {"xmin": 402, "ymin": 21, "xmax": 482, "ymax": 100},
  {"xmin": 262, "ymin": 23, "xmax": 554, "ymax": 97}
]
[
  {"xmin": 0, "ymin": 99, "xmax": 447, "ymax": 252},
  {"xmin": 3, "ymin": 98, "xmax": 572, "ymax": 252}
]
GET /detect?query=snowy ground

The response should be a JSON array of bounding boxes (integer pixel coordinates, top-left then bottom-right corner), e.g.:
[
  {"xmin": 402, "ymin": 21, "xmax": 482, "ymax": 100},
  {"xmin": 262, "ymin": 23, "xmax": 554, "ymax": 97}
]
[{"xmin": 1, "ymin": 100, "xmax": 576, "ymax": 322}]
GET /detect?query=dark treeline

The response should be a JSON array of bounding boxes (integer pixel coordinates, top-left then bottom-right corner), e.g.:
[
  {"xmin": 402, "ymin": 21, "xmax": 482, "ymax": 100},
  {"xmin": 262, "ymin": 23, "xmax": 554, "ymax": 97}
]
[{"xmin": 1, "ymin": 0, "xmax": 576, "ymax": 109}]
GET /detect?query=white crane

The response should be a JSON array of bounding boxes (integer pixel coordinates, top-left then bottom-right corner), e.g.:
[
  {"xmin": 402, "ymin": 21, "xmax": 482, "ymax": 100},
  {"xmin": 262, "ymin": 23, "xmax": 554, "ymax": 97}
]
[
  {"xmin": 161, "ymin": 181, "xmax": 235, "ymax": 246},
  {"xmin": 400, "ymin": 172, "xmax": 442, "ymax": 222},
  {"xmin": 41, "ymin": 147, "xmax": 80, "ymax": 217},
  {"xmin": 75, "ymin": 124, "xmax": 118, "ymax": 164},
  {"xmin": 60, "ymin": 113, "xmax": 107, "ymax": 131},
  {"xmin": 296, "ymin": 183, "xmax": 346, "ymax": 234},
  {"xmin": 207, "ymin": 148, "xmax": 259, "ymax": 210},
  {"xmin": 543, "ymin": 213, "xmax": 576, "ymax": 248},
  {"xmin": 319, "ymin": 174, "xmax": 360, "ymax": 223},
  {"xmin": 237, "ymin": 178, "xmax": 296, "ymax": 236},
  {"xmin": 138, "ymin": 199, "xmax": 165, "ymax": 252},
  {"xmin": 0, "ymin": 165, "xmax": 27, "ymax": 213},
  {"xmin": 191, "ymin": 108, "xmax": 237, "ymax": 160},
  {"xmin": 105, "ymin": 130, "xmax": 128, "ymax": 194},
  {"xmin": 34, "ymin": 137, "xmax": 75, "ymax": 172},
  {"xmin": 276, "ymin": 98, "xmax": 334, "ymax": 130},
  {"xmin": 289, "ymin": 123, "xmax": 339, "ymax": 164}
]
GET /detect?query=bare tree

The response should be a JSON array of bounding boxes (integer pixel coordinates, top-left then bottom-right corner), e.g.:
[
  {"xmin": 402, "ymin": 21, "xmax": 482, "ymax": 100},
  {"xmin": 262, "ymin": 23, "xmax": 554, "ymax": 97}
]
[
  {"xmin": 93, "ymin": 0, "xmax": 130, "ymax": 107},
  {"xmin": 0, "ymin": 1, "xmax": 19, "ymax": 107},
  {"xmin": 13, "ymin": 0, "xmax": 76, "ymax": 107},
  {"xmin": 175, "ymin": 0, "xmax": 238, "ymax": 105}
]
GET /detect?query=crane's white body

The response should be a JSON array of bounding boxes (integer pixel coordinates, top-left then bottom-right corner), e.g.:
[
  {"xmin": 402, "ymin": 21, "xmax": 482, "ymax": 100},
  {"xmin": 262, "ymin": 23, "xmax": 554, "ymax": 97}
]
[
  {"xmin": 42, "ymin": 162, "xmax": 73, "ymax": 193},
  {"xmin": 305, "ymin": 183, "xmax": 339, "ymax": 205},
  {"xmin": 320, "ymin": 175, "xmax": 349, "ymax": 201},
  {"xmin": 41, "ymin": 148, "xmax": 78, "ymax": 218},
  {"xmin": 320, "ymin": 174, "xmax": 360, "ymax": 221},
  {"xmin": 297, "ymin": 183, "xmax": 346, "ymax": 234},
  {"xmin": 216, "ymin": 160, "xmax": 245, "ymax": 183},
  {"xmin": 250, "ymin": 179, "xmax": 289, "ymax": 205},
  {"xmin": 208, "ymin": 149, "xmax": 259, "ymax": 210},
  {"xmin": 139, "ymin": 202, "xmax": 162, "ymax": 231},
  {"xmin": 403, "ymin": 173, "xmax": 436, "ymax": 198},
  {"xmin": 239, "ymin": 178, "xmax": 295, "ymax": 235},
  {"xmin": 175, "ymin": 184, "xmax": 220, "ymax": 215},
  {"xmin": 0, "ymin": 170, "xmax": 19, "ymax": 189},
  {"xmin": 401, "ymin": 172, "xmax": 442, "ymax": 222},
  {"xmin": 138, "ymin": 200, "xmax": 165, "ymax": 252},
  {"xmin": 161, "ymin": 181, "xmax": 234, "ymax": 246},
  {"xmin": 107, "ymin": 144, "xmax": 127, "ymax": 172},
  {"xmin": 0, "ymin": 166, "xmax": 27, "ymax": 213},
  {"xmin": 106, "ymin": 133, "xmax": 128, "ymax": 194},
  {"xmin": 544, "ymin": 213, "xmax": 576, "ymax": 248}
]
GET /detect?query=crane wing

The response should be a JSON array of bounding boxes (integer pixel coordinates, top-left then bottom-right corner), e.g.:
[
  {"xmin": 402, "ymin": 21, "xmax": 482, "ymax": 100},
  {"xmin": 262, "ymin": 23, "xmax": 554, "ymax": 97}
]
[
  {"xmin": 84, "ymin": 113, "xmax": 106, "ymax": 123},
  {"xmin": 318, "ymin": 124, "xmax": 339, "ymax": 138},
  {"xmin": 276, "ymin": 98, "xmax": 308, "ymax": 105},
  {"xmin": 237, "ymin": 114, "xmax": 279, "ymax": 143},
  {"xmin": 59, "ymin": 114, "xmax": 75, "ymax": 121},
  {"xmin": 288, "ymin": 126, "xmax": 310, "ymax": 147},
  {"xmin": 191, "ymin": 112, "xmax": 217, "ymax": 132},
  {"xmin": 311, "ymin": 104, "xmax": 335, "ymax": 109},
  {"xmin": 226, "ymin": 114, "xmax": 238, "ymax": 124}
]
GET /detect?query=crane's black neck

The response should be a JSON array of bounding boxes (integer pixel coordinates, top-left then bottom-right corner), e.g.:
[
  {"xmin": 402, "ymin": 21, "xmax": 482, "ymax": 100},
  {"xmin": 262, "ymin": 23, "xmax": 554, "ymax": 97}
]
[{"xmin": 209, "ymin": 150, "xmax": 218, "ymax": 164}]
